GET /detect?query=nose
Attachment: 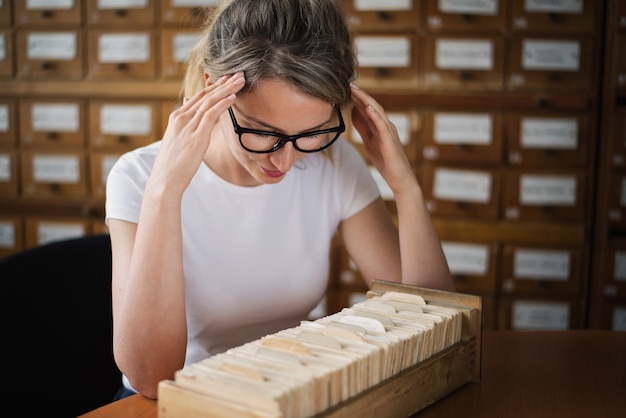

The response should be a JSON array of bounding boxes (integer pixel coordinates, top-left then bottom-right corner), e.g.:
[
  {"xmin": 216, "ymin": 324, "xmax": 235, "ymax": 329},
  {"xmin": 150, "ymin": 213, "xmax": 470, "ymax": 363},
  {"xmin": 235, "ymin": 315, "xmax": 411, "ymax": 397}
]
[{"xmin": 270, "ymin": 142, "xmax": 298, "ymax": 172}]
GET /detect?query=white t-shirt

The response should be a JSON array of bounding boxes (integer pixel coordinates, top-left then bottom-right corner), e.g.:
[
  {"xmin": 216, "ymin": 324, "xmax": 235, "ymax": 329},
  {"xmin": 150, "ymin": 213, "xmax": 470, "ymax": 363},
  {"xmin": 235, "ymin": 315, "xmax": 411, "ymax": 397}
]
[{"xmin": 105, "ymin": 138, "xmax": 379, "ymax": 379}]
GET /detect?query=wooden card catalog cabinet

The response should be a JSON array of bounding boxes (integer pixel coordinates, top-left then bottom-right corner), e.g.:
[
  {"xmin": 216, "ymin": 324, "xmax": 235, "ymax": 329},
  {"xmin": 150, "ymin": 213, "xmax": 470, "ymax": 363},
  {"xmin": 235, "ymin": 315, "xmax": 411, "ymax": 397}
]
[
  {"xmin": 354, "ymin": 34, "xmax": 419, "ymax": 89},
  {"xmin": 14, "ymin": 0, "xmax": 83, "ymax": 26},
  {"xmin": 424, "ymin": 0, "xmax": 506, "ymax": 33},
  {"xmin": 614, "ymin": 34, "xmax": 626, "ymax": 92},
  {"xmin": 0, "ymin": 151, "xmax": 18, "ymax": 197},
  {"xmin": 87, "ymin": 30, "xmax": 156, "ymax": 80},
  {"xmin": 420, "ymin": 163, "xmax": 500, "ymax": 219},
  {"xmin": 500, "ymin": 298, "xmax": 578, "ymax": 330},
  {"xmin": 605, "ymin": 172, "xmax": 626, "ymax": 230},
  {"xmin": 510, "ymin": 0, "xmax": 596, "ymax": 34},
  {"xmin": 89, "ymin": 151, "xmax": 121, "ymax": 200},
  {"xmin": 161, "ymin": 0, "xmax": 213, "ymax": 27},
  {"xmin": 344, "ymin": 0, "xmax": 421, "ymax": 32},
  {"xmin": 347, "ymin": 106, "xmax": 419, "ymax": 164},
  {"xmin": 24, "ymin": 217, "xmax": 88, "ymax": 248},
  {"xmin": 441, "ymin": 241, "xmax": 498, "ymax": 293},
  {"xmin": 505, "ymin": 111, "xmax": 590, "ymax": 167},
  {"xmin": 89, "ymin": 100, "xmax": 159, "ymax": 149},
  {"xmin": 608, "ymin": 108, "xmax": 626, "ymax": 168},
  {"xmin": 507, "ymin": 36, "xmax": 594, "ymax": 91},
  {"xmin": 421, "ymin": 36, "xmax": 504, "ymax": 90},
  {"xmin": 501, "ymin": 245, "xmax": 583, "ymax": 295},
  {"xmin": 0, "ymin": 217, "xmax": 23, "ymax": 258},
  {"xmin": 0, "ymin": 100, "xmax": 16, "ymax": 147},
  {"xmin": 21, "ymin": 150, "xmax": 88, "ymax": 199},
  {"xmin": 421, "ymin": 110, "xmax": 502, "ymax": 164},
  {"xmin": 0, "ymin": 0, "xmax": 11, "ymax": 26},
  {"xmin": 19, "ymin": 99, "xmax": 86, "ymax": 148},
  {"xmin": 16, "ymin": 29, "xmax": 83, "ymax": 79},
  {"xmin": 86, "ymin": 0, "xmax": 156, "ymax": 27},
  {"xmin": 503, "ymin": 169, "xmax": 586, "ymax": 222},
  {"xmin": 0, "ymin": 29, "xmax": 13, "ymax": 78},
  {"xmin": 161, "ymin": 29, "xmax": 201, "ymax": 79}
]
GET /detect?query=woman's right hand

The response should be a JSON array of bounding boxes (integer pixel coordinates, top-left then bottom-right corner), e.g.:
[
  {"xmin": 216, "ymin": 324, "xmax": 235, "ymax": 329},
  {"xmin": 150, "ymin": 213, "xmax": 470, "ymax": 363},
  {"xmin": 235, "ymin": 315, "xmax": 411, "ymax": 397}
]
[{"xmin": 150, "ymin": 72, "xmax": 246, "ymax": 196}]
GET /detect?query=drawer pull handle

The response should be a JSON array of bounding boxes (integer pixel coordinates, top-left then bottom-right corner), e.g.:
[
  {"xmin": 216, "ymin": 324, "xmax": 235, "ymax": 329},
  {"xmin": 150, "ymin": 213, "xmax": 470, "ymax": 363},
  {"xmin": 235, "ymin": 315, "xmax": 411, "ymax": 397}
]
[
  {"xmin": 376, "ymin": 11, "xmax": 392, "ymax": 21},
  {"xmin": 41, "ymin": 10, "xmax": 54, "ymax": 19},
  {"xmin": 459, "ymin": 71, "xmax": 471, "ymax": 80},
  {"xmin": 454, "ymin": 201, "xmax": 468, "ymax": 210},
  {"xmin": 461, "ymin": 14, "xmax": 473, "ymax": 22},
  {"xmin": 375, "ymin": 67, "xmax": 390, "ymax": 77},
  {"xmin": 117, "ymin": 135, "xmax": 129, "ymax": 143},
  {"xmin": 48, "ymin": 183, "xmax": 61, "ymax": 192},
  {"xmin": 46, "ymin": 132, "xmax": 59, "ymax": 141},
  {"xmin": 115, "ymin": 9, "xmax": 128, "ymax": 17},
  {"xmin": 116, "ymin": 63, "xmax": 129, "ymax": 71},
  {"xmin": 40, "ymin": 62, "xmax": 56, "ymax": 71}
]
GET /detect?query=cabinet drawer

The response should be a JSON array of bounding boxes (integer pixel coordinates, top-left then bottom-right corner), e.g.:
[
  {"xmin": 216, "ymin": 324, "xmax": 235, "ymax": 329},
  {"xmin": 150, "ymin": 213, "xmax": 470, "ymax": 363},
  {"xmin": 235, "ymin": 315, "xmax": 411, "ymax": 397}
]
[
  {"xmin": 0, "ymin": 99, "xmax": 17, "ymax": 147},
  {"xmin": 442, "ymin": 240, "xmax": 498, "ymax": 293},
  {"xmin": 0, "ymin": 150, "xmax": 18, "ymax": 198},
  {"xmin": 505, "ymin": 111, "xmax": 590, "ymax": 167},
  {"xmin": 344, "ymin": 0, "xmax": 421, "ymax": 33},
  {"xmin": 161, "ymin": 0, "xmax": 212, "ymax": 27},
  {"xmin": 510, "ymin": 0, "xmax": 597, "ymax": 34},
  {"xmin": 89, "ymin": 151, "xmax": 122, "ymax": 201},
  {"xmin": 86, "ymin": 0, "xmax": 156, "ymax": 27},
  {"xmin": 14, "ymin": 1, "xmax": 83, "ymax": 26},
  {"xmin": 500, "ymin": 244, "xmax": 584, "ymax": 296},
  {"xmin": 421, "ymin": 35, "xmax": 504, "ymax": 90},
  {"xmin": 354, "ymin": 34, "xmax": 420, "ymax": 89},
  {"xmin": 161, "ymin": 28, "xmax": 201, "ymax": 79},
  {"xmin": 421, "ymin": 110, "xmax": 502, "ymax": 164},
  {"xmin": 599, "ymin": 243, "xmax": 626, "ymax": 299},
  {"xmin": 420, "ymin": 163, "xmax": 500, "ymax": 219},
  {"xmin": 0, "ymin": 216, "xmax": 23, "ymax": 259},
  {"xmin": 0, "ymin": 30, "xmax": 14, "ymax": 79},
  {"xmin": 605, "ymin": 172, "xmax": 626, "ymax": 230},
  {"xmin": 16, "ymin": 29, "xmax": 84, "ymax": 80},
  {"xmin": 615, "ymin": 34, "xmax": 626, "ymax": 92},
  {"xmin": 87, "ymin": 30, "xmax": 157, "ymax": 80},
  {"xmin": 608, "ymin": 108, "xmax": 626, "ymax": 168},
  {"xmin": 503, "ymin": 169, "xmax": 587, "ymax": 222},
  {"xmin": 0, "ymin": 1, "xmax": 11, "ymax": 26},
  {"xmin": 424, "ymin": 0, "xmax": 506, "ymax": 33},
  {"xmin": 21, "ymin": 151, "xmax": 88, "ymax": 199},
  {"xmin": 499, "ymin": 296, "xmax": 581, "ymax": 330},
  {"xmin": 89, "ymin": 100, "xmax": 159, "ymax": 149},
  {"xmin": 19, "ymin": 99, "xmax": 86, "ymax": 149},
  {"xmin": 619, "ymin": 1, "xmax": 626, "ymax": 32},
  {"xmin": 507, "ymin": 36, "xmax": 595, "ymax": 91},
  {"xmin": 24, "ymin": 217, "xmax": 89, "ymax": 249}
]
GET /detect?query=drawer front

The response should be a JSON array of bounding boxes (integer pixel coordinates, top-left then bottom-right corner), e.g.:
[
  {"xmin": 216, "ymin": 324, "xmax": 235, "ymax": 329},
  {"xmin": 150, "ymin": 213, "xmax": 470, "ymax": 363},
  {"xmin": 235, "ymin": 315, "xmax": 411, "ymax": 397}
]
[
  {"xmin": 14, "ymin": 1, "xmax": 83, "ymax": 26},
  {"xmin": 510, "ymin": 0, "xmax": 597, "ymax": 34},
  {"xmin": 421, "ymin": 110, "xmax": 502, "ymax": 164},
  {"xmin": 424, "ymin": 0, "xmax": 506, "ymax": 33},
  {"xmin": 0, "ymin": 216, "xmax": 23, "ymax": 259},
  {"xmin": 86, "ymin": 0, "xmax": 156, "ymax": 27},
  {"xmin": 24, "ymin": 217, "xmax": 90, "ymax": 249},
  {"xmin": 0, "ymin": 1, "xmax": 11, "ymax": 26},
  {"xmin": 608, "ymin": 108, "xmax": 626, "ymax": 168},
  {"xmin": 0, "ymin": 150, "xmax": 18, "ymax": 198},
  {"xmin": 87, "ymin": 30, "xmax": 157, "ymax": 80},
  {"xmin": 89, "ymin": 151, "xmax": 122, "ymax": 201},
  {"xmin": 89, "ymin": 100, "xmax": 160, "ymax": 149},
  {"xmin": 161, "ymin": 0, "xmax": 215, "ymax": 27},
  {"xmin": 16, "ymin": 29, "xmax": 84, "ymax": 80},
  {"xmin": 161, "ymin": 29, "xmax": 201, "ymax": 79},
  {"xmin": 0, "ymin": 30, "xmax": 14, "ymax": 79},
  {"xmin": 0, "ymin": 99, "xmax": 17, "ymax": 147},
  {"xmin": 19, "ymin": 99, "xmax": 86, "ymax": 149},
  {"xmin": 421, "ymin": 35, "xmax": 504, "ymax": 90},
  {"xmin": 605, "ymin": 172, "xmax": 626, "ymax": 230},
  {"xmin": 599, "ymin": 244, "xmax": 626, "ymax": 299},
  {"xmin": 442, "ymin": 240, "xmax": 498, "ymax": 293},
  {"xmin": 499, "ymin": 296, "xmax": 581, "ymax": 330},
  {"xmin": 505, "ymin": 111, "xmax": 590, "ymax": 167},
  {"xmin": 21, "ymin": 151, "xmax": 88, "ymax": 199},
  {"xmin": 344, "ymin": 0, "xmax": 421, "ymax": 33},
  {"xmin": 615, "ymin": 34, "xmax": 626, "ymax": 92}
]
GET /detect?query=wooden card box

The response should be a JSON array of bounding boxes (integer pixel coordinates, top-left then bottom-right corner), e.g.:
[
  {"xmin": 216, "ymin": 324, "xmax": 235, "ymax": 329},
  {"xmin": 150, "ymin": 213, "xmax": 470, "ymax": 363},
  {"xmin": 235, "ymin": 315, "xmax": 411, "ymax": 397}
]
[
  {"xmin": 157, "ymin": 281, "xmax": 483, "ymax": 418},
  {"xmin": 423, "ymin": 0, "xmax": 506, "ymax": 33},
  {"xmin": 161, "ymin": 0, "xmax": 210, "ymax": 28},
  {"xmin": 0, "ymin": 29, "xmax": 14, "ymax": 79},
  {"xmin": 344, "ymin": 0, "xmax": 421, "ymax": 33},
  {"xmin": 14, "ymin": 1, "xmax": 83, "ymax": 26},
  {"xmin": 16, "ymin": 29, "xmax": 84, "ymax": 80},
  {"xmin": 86, "ymin": 0, "xmax": 156, "ymax": 27},
  {"xmin": 510, "ymin": 0, "xmax": 598, "ymax": 34}
]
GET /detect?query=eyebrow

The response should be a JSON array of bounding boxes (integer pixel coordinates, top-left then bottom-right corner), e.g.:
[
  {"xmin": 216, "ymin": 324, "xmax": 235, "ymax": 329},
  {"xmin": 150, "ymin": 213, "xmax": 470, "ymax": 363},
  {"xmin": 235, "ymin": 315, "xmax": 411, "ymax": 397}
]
[{"xmin": 233, "ymin": 106, "xmax": 334, "ymax": 133}]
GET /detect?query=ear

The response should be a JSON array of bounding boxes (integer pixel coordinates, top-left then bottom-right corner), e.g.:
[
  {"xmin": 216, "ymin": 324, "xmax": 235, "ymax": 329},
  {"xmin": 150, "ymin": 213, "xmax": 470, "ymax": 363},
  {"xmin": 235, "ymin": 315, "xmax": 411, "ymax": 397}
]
[{"xmin": 203, "ymin": 72, "xmax": 211, "ymax": 86}]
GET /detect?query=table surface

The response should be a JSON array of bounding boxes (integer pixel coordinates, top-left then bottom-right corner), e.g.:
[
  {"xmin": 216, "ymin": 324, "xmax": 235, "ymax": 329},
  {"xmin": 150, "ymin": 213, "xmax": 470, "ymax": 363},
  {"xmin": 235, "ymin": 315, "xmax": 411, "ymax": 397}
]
[{"xmin": 79, "ymin": 330, "xmax": 626, "ymax": 418}]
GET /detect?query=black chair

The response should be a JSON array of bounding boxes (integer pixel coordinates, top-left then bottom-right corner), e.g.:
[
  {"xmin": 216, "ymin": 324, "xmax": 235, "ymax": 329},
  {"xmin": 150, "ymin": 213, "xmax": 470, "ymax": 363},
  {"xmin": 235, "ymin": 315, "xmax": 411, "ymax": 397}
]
[{"xmin": 0, "ymin": 234, "xmax": 121, "ymax": 417}]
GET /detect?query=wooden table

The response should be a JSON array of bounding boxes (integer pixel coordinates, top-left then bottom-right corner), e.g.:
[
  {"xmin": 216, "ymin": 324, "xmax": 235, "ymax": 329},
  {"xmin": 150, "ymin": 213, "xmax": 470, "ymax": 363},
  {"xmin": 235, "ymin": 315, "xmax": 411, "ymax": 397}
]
[{"xmin": 80, "ymin": 330, "xmax": 626, "ymax": 418}]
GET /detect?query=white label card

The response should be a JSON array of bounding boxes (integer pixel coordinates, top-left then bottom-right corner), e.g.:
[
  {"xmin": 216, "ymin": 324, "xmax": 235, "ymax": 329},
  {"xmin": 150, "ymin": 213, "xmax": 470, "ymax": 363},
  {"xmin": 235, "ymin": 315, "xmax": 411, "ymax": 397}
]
[
  {"xmin": 355, "ymin": 37, "xmax": 411, "ymax": 68},
  {"xmin": 353, "ymin": 113, "xmax": 411, "ymax": 145},
  {"xmin": 512, "ymin": 301, "xmax": 569, "ymax": 330},
  {"xmin": 173, "ymin": 33, "xmax": 200, "ymax": 63},
  {"xmin": 436, "ymin": 40, "xmax": 494, "ymax": 70},
  {"xmin": 0, "ymin": 154, "xmax": 11, "ymax": 181},
  {"xmin": 173, "ymin": 0, "xmax": 219, "ymax": 6},
  {"xmin": 0, "ymin": 104, "xmax": 9, "ymax": 132},
  {"xmin": 524, "ymin": 0, "xmax": 584, "ymax": 14},
  {"xmin": 522, "ymin": 40, "xmax": 580, "ymax": 71},
  {"xmin": 97, "ymin": 0, "xmax": 148, "ymax": 9},
  {"xmin": 621, "ymin": 177, "xmax": 626, "ymax": 207},
  {"xmin": 100, "ymin": 105, "xmax": 152, "ymax": 135},
  {"xmin": 27, "ymin": 0, "xmax": 74, "ymax": 9},
  {"xmin": 32, "ymin": 104, "xmax": 80, "ymax": 133},
  {"xmin": 38, "ymin": 223, "xmax": 84, "ymax": 246},
  {"xmin": 612, "ymin": 307, "xmax": 626, "ymax": 332},
  {"xmin": 99, "ymin": 34, "xmax": 150, "ymax": 63},
  {"xmin": 0, "ymin": 221, "xmax": 15, "ymax": 249},
  {"xmin": 434, "ymin": 113, "xmax": 492, "ymax": 145},
  {"xmin": 438, "ymin": 0, "xmax": 498, "ymax": 15},
  {"xmin": 355, "ymin": 0, "xmax": 411, "ymax": 10},
  {"xmin": 442, "ymin": 242, "xmax": 489, "ymax": 276},
  {"xmin": 519, "ymin": 175, "xmax": 576, "ymax": 206},
  {"xmin": 0, "ymin": 34, "xmax": 5, "ymax": 61},
  {"xmin": 33, "ymin": 155, "xmax": 80, "ymax": 183},
  {"xmin": 520, "ymin": 118, "xmax": 578, "ymax": 149},
  {"xmin": 433, "ymin": 168, "xmax": 492, "ymax": 203},
  {"xmin": 27, "ymin": 33, "xmax": 77, "ymax": 60},
  {"xmin": 614, "ymin": 251, "xmax": 626, "ymax": 281},
  {"xmin": 514, "ymin": 249, "xmax": 570, "ymax": 280}
]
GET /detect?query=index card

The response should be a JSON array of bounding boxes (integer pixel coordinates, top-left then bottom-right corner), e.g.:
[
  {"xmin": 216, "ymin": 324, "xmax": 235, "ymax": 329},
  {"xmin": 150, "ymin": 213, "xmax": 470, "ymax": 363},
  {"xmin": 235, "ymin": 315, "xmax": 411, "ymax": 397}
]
[
  {"xmin": 32, "ymin": 154, "xmax": 80, "ymax": 183},
  {"xmin": 0, "ymin": 154, "xmax": 11, "ymax": 181},
  {"xmin": 524, "ymin": 0, "xmax": 584, "ymax": 13},
  {"xmin": 512, "ymin": 300, "xmax": 569, "ymax": 330},
  {"xmin": 513, "ymin": 248, "xmax": 570, "ymax": 280},
  {"xmin": 442, "ymin": 241, "xmax": 489, "ymax": 276},
  {"xmin": 0, "ymin": 221, "xmax": 15, "ymax": 249},
  {"xmin": 0, "ymin": 104, "xmax": 8, "ymax": 132},
  {"xmin": 98, "ymin": 34, "xmax": 150, "ymax": 63},
  {"xmin": 27, "ymin": 32, "xmax": 77, "ymax": 60},
  {"xmin": 100, "ymin": 104, "xmax": 152, "ymax": 135},
  {"xmin": 37, "ymin": 223, "xmax": 84, "ymax": 246},
  {"xmin": 614, "ymin": 251, "xmax": 626, "ymax": 282},
  {"xmin": 434, "ymin": 113, "xmax": 492, "ymax": 145},
  {"xmin": 97, "ymin": 0, "xmax": 148, "ymax": 9},
  {"xmin": 433, "ymin": 168, "xmax": 492, "ymax": 203},
  {"xmin": 355, "ymin": 36, "xmax": 411, "ymax": 68},
  {"xmin": 436, "ymin": 40, "xmax": 494, "ymax": 70},
  {"xmin": 0, "ymin": 34, "xmax": 6, "ymax": 61},
  {"xmin": 32, "ymin": 103, "xmax": 80, "ymax": 132},
  {"xmin": 438, "ymin": 0, "xmax": 498, "ymax": 15},
  {"xmin": 522, "ymin": 40, "xmax": 580, "ymax": 71},
  {"xmin": 354, "ymin": 0, "xmax": 411, "ymax": 10},
  {"xmin": 520, "ymin": 117, "xmax": 578, "ymax": 149},
  {"xmin": 519, "ymin": 174, "xmax": 576, "ymax": 206},
  {"xmin": 27, "ymin": 0, "xmax": 74, "ymax": 8}
]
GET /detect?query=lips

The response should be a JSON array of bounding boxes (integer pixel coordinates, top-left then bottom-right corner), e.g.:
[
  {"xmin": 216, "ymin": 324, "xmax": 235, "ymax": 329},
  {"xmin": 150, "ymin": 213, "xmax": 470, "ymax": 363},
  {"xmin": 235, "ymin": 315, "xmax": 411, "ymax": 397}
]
[{"xmin": 261, "ymin": 166, "xmax": 284, "ymax": 179}]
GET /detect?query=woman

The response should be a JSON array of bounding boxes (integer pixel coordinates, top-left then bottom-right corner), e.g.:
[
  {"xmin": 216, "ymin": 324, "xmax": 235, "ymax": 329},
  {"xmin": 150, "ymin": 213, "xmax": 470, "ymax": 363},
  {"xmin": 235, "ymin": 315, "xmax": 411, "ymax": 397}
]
[{"xmin": 106, "ymin": 0, "xmax": 453, "ymax": 400}]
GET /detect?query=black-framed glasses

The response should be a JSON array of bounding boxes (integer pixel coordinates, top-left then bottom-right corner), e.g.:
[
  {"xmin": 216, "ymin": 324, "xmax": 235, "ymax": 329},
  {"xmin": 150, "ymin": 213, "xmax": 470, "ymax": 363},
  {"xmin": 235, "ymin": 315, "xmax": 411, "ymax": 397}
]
[{"xmin": 228, "ymin": 107, "xmax": 344, "ymax": 154}]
